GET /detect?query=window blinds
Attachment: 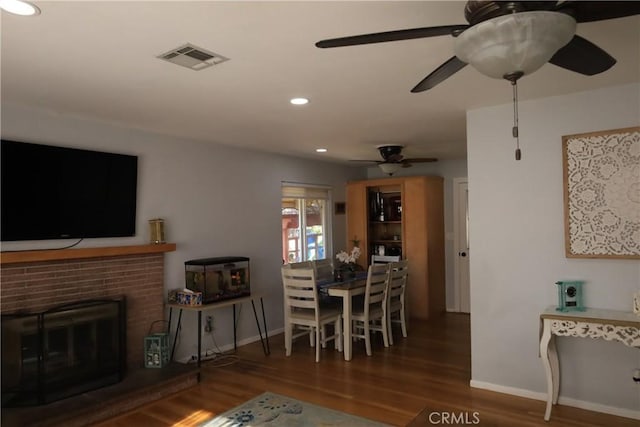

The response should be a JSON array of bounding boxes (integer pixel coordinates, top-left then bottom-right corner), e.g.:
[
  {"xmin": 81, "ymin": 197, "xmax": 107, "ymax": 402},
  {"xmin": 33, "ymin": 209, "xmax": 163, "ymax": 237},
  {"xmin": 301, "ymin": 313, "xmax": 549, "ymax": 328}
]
[{"xmin": 281, "ymin": 184, "xmax": 330, "ymax": 200}]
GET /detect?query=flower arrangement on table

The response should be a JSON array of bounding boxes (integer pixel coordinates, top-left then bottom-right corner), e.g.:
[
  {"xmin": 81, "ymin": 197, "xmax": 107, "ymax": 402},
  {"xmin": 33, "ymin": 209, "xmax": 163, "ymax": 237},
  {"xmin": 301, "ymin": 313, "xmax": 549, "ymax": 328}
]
[
  {"xmin": 336, "ymin": 246, "xmax": 361, "ymax": 264},
  {"xmin": 335, "ymin": 246, "xmax": 362, "ymax": 281}
]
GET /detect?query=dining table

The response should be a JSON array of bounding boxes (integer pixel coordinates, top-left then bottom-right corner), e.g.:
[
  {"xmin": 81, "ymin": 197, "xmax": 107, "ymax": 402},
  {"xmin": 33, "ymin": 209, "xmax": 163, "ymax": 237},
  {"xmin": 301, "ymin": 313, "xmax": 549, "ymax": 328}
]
[{"xmin": 318, "ymin": 271, "xmax": 368, "ymax": 361}]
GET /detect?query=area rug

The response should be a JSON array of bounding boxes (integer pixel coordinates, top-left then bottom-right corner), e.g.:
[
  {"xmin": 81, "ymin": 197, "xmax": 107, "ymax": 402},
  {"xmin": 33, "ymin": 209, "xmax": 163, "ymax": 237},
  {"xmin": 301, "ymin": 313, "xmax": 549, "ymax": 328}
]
[{"xmin": 200, "ymin": 392, "xmax": 391, "ymax": 427}]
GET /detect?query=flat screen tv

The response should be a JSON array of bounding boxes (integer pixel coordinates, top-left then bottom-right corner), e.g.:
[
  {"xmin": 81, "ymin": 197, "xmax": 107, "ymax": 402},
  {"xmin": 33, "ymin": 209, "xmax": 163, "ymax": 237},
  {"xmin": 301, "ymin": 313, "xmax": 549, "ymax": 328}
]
[{"xmin": 1, "ymin": 140, "xmax": 138, "ymax": 241}]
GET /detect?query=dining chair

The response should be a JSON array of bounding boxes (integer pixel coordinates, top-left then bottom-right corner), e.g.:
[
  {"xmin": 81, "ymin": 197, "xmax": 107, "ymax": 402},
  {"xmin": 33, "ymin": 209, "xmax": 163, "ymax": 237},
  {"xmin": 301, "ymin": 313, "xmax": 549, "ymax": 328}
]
[
  {"xmin": 283, "ymin": 262, "xmax": 315, "ymax": 346},
  {"xmin": 312, "ymin": 258, "xmax": 334, "ymax": 282},
  {"xmin": 287, "ymin": 260, "xmax": 313, "ymax": 269},
  {"xmin": 311, "ymin": 258, "xmax": 343, "ymax": 309},
  {"xmin": 387, "ymin": 259, "xmax": 409, "ymax": 345},
  {"xmin": 351, "ymin": 262, "xmax": 391, "ymax": 356},
  {"xmin": 281, "ymin": 266, "xmax": 343, "ymax": 362},
  {"xmin": 370, "ymin": 254, "xmax": 401, "ymax": 265}
]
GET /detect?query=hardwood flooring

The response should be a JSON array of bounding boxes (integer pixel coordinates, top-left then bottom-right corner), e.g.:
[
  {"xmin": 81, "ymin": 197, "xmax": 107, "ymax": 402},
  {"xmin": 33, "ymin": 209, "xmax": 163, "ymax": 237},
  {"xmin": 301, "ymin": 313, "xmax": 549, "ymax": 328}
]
[{"xmin": 95, "ymin": 313, "xmax": 636, "ymax": 427}]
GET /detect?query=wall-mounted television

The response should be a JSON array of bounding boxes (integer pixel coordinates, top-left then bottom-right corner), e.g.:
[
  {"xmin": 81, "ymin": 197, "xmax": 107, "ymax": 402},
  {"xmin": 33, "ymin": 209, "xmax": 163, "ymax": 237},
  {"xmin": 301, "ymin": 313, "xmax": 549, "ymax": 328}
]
[{"xmin": 1, "ymin": 140, "xmax": 138, "ymax": 241}]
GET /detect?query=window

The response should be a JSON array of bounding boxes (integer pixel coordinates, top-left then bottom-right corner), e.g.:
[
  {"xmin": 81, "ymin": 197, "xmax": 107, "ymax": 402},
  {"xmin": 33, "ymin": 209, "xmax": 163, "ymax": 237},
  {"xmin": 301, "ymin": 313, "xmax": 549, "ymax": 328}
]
[{"xmin": 281, "ymin": 184, "xmax": 331, "ymax": 264}]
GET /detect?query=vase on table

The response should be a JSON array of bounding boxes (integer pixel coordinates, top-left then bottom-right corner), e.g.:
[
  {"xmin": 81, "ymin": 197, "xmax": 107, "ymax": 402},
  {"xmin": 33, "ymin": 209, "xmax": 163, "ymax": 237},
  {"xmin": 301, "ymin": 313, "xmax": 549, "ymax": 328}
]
[
  {"xmin": 336, "ymin": 263, "xmax": 358, "ymax": 281},
  {"xmin": 346, "ymin": 265, "xmax": 357, "ymax": 279}
]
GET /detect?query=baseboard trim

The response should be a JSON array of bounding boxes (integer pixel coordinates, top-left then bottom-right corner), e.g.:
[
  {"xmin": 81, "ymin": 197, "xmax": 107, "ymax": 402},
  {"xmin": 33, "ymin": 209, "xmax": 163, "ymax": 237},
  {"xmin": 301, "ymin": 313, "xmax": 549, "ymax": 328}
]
[
  {"xmin": 178, "ymin": 327, "xmax": 283, "ymax": 364},
  {"xmin": 236, "ymin": 327, "xmax": 283, "ymax": 348},
  {"xmin": 469, "ymin": 380, "xmax": 640, "ymax": 420}
]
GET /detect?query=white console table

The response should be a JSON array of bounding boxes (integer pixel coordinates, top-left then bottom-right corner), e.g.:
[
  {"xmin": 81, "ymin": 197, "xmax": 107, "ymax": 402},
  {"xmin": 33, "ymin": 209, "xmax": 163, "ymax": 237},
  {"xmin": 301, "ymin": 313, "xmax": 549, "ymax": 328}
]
[{"xmin": 539, "ymin": 306, "xmax": 640, "ymax": 421}]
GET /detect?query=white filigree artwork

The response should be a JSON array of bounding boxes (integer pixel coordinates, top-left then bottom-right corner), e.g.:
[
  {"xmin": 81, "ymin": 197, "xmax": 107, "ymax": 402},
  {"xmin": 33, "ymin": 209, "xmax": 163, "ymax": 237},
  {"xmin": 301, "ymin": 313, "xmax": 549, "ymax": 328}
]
[
  {"xmin": 563, "ymin": 127, "xmax": 640, "ymax": 258},
  {"xmin": 550, "ymin": 319, "xmax": 640, "ymax": 347}
]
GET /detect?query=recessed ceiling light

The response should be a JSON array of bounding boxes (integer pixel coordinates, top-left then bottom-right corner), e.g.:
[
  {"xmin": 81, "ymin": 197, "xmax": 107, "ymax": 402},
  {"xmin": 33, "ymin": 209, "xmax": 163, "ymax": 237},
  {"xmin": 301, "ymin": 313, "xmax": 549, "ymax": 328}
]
[
  {"xmin": 316, "ymin": 148, "xmax": 327, "ymax": 153},
  {"xmin": 0, "ymin": 0, "xmax": 41, "ymax": 16},
  {"xmin": 290, "ymin": 97, "xmax": 309, "ymax": 105}
]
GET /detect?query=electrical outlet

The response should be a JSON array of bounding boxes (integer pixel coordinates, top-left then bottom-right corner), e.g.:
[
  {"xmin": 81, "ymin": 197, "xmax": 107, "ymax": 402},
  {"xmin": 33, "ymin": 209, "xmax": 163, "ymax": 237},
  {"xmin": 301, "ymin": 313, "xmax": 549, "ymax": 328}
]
[{"xmin": 204, "ymin": 315, "xmax": 213, "ymax": 333}]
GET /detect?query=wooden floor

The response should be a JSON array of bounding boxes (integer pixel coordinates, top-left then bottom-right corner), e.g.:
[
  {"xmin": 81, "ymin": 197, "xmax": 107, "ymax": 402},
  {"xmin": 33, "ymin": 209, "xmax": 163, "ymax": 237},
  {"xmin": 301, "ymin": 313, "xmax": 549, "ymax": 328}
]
[{"xmin": 95, "ymin": 313, "xmax": 636, "ymax": 427}]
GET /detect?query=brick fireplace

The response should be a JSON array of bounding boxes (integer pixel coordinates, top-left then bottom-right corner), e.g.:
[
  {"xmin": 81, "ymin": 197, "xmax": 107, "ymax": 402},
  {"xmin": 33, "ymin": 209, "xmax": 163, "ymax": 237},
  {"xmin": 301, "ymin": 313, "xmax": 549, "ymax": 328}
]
[
  {"xmin": 0, "ymin": 244, "xmax": 175, "ymax": 371},
  {"xmin": 0, "ymin": 244, "xmax": 205, "ymax": 426}
]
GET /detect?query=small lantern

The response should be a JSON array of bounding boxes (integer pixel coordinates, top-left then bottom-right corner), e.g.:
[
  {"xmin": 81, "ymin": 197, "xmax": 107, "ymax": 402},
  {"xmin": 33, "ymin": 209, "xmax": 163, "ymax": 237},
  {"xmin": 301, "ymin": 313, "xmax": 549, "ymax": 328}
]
[
  {"xmin": 144, "ymin": 332, "xmax": 169, "ymax": 368},
  {"xmin": 555, "ymin": 281, "xmax": 585, "ymax": 312},
  {"xmin": 149, "ymin": 218, "xmax": 165, "ymax": 244}
]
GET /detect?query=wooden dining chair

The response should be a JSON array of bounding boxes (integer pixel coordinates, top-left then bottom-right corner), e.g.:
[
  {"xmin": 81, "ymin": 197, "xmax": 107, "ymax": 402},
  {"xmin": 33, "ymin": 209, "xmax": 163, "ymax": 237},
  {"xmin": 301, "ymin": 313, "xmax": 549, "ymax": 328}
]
[
  {"xmin": 286, "ymin": 260, "xmax": 313, "ymax": 269},
  {"xmin": 351, "ymin": 263, "xmax": 391, "ymax": 356},
  {"xmin": 283, "ymin": 262, "xmax": 315, "ymax": 346},
  {"xmin": 387, "ymin": 259, "xmax": 409, "ymax": 345},
  {"xmin": 312, "ymin": 258, "xmax": 334, "ymax": 282},
  {"xmin": 311, "ymin": 258, "xmax": 344, "ymax": 309},
  {"xmin": 281, "ymin": 266, "xmax": 343, "ymax": 362},
  {"xmin": 370, "ymin": 255, "xmax": 400, "ymax": 265}
]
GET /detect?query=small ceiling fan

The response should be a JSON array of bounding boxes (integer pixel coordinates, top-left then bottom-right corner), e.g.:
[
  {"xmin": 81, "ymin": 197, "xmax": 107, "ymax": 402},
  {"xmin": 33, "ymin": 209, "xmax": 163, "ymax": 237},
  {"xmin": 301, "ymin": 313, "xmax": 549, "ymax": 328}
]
[
  {"xmin": 316, "ymin": 1, "xmax": 640, "ymax": 91},
  {"xmin": 351, "ymin": 145, "xmax": 437, "ymax": 175}
]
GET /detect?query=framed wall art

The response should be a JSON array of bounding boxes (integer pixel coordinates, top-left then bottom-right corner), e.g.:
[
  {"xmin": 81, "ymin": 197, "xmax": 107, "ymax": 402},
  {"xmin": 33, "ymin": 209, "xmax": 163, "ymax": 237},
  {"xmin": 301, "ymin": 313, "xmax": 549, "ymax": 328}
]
[{"xmin": 562, "ymin": 126, "xmax": 639, "ymax": 259}]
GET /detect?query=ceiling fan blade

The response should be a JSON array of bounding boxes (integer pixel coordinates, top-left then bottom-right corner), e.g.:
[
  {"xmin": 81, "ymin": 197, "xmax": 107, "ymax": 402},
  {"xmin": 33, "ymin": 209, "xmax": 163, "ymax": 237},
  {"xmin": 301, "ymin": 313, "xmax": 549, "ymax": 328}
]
[
  {"xmin": 549, "ymin": 35, "xmax": 615, "ymax": 76},
  {"xmin": 315, "ymin": 25, "xmax": 468, "ymax": 48},
  {"xmin": 349, "ymin": 159, "xmax": 380, "ymax": 164},
  {"xmin": 555, "ymin": 1, "xmax": 640, "ymax": 23},
  {"xmin": 411, "ymin": 56, "xmax": 467, "ymax": 93},
  {"xmin": 403, "ymin": 158, "xmax": 438, "ymax": 163}
]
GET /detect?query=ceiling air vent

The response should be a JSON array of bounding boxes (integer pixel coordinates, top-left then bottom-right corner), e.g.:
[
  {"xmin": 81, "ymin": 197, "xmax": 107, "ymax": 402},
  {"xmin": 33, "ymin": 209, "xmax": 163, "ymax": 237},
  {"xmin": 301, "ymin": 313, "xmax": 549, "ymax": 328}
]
[{"xmin": 157, "ymin": 43, "xmax": 229, "ymax": 71}]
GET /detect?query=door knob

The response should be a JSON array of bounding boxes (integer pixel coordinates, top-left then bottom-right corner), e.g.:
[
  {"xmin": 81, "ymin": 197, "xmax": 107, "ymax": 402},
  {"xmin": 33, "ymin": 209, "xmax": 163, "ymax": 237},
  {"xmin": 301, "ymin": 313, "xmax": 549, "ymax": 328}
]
[{"xmin": 459, "ymin": 251, "xmax": 467, "ymax": 257}]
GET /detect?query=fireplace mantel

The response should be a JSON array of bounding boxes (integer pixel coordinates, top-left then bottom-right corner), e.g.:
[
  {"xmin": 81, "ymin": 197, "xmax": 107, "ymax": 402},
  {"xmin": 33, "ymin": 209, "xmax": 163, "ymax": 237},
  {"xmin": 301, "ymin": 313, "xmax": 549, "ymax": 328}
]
[{"xmin": 0, "ymin": 243, "xmax": 176, "ymax": 265}]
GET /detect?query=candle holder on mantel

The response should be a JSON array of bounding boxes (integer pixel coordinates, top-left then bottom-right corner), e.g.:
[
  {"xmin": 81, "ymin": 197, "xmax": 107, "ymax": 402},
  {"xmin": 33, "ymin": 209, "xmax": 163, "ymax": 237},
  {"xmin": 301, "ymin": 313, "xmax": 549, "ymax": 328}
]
[{"xmin": 149, "ymin": 218, "xmax": 166, "ymax": 244}]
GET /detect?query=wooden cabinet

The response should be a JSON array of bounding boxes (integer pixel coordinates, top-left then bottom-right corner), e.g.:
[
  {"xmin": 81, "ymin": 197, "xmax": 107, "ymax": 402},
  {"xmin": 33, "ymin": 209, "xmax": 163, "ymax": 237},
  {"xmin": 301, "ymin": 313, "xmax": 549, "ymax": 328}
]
[{"xmin": 346, "ymin": 176, "xmax": 445, "ymax": 320}]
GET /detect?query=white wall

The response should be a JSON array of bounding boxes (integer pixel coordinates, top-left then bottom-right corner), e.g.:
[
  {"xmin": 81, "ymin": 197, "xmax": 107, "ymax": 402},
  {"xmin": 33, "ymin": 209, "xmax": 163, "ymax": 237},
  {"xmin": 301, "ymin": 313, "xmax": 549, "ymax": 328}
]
[
  {"xmin": 1, "ymin": 103, "xmax": 365, "ymax": 361},
  {"xmin": 367, "ymin": 159, "xmax": 468, "ymax": 311},
  {"xmin": 467, "ymin": 83, "xmax": 640, "ymax": 415}
]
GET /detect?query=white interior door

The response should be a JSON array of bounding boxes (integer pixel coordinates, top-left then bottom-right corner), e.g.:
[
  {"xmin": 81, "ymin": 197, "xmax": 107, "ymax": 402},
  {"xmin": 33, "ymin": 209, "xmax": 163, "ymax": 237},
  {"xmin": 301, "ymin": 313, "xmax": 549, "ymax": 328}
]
[{"xmin": 453, "ymin": 178, "xmax": 470, "ymax": 313}]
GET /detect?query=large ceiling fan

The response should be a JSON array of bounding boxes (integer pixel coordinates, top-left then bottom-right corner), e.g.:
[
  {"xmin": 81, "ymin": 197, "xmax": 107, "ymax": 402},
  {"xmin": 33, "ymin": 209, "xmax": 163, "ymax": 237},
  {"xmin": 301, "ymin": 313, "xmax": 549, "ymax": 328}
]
[
  {"xmin": 315, "ymin": 1, "xmax": 640, "ymax": 92},
  {"xmin": 351, "ymin": 145, "xmax": 437, "ymax": 175},
  {"xmin": 316, "ymin": 1, "xmax": 639, "ymax": 161}
]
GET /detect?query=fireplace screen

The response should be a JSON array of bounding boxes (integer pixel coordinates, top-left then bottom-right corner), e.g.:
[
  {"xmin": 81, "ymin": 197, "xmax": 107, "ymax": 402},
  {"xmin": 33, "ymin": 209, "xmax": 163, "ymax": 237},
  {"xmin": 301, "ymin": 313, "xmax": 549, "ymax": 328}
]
[{"xmin": 1, "ymin": 298, "xmax": 126, "ymax": 407}]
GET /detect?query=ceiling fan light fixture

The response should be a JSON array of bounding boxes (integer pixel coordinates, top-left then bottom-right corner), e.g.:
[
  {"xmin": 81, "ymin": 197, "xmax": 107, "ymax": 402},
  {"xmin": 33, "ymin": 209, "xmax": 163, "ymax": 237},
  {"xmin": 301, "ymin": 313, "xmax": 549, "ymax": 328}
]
[
  {"xmin": 378, "ymin": 163, "xmax": 402, "ymax": 176},
  {"xmin": 454, "ymin": 11, "xmax": 576, "ymax": 80},
  {"xmin": 0, "ymin": 0, "xmax": 40, "ymax": 16}
]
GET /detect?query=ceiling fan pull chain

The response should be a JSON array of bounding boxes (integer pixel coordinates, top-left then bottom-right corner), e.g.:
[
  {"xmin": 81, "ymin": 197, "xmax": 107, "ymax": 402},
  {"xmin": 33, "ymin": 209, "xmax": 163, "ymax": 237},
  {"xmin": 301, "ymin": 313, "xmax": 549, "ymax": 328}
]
[{"xmin": 511, "ymin": 79, "xmax": 521, "ymax": 161}]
